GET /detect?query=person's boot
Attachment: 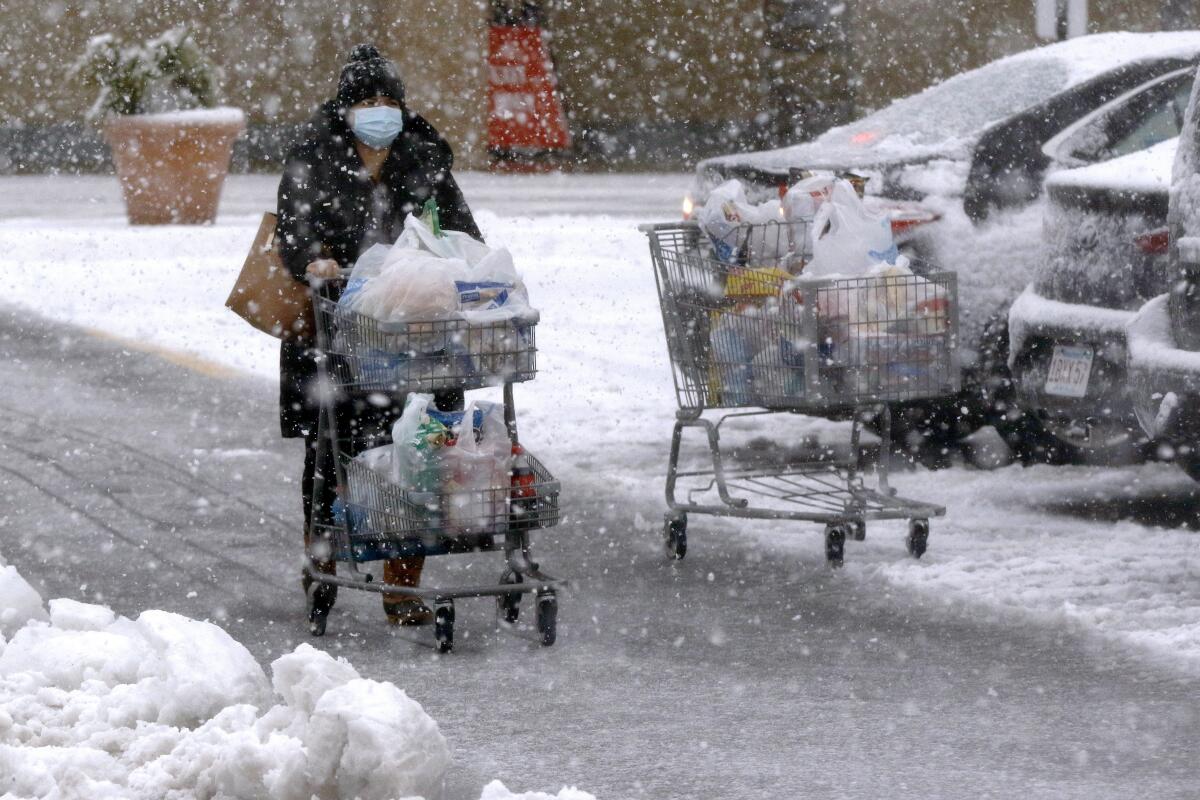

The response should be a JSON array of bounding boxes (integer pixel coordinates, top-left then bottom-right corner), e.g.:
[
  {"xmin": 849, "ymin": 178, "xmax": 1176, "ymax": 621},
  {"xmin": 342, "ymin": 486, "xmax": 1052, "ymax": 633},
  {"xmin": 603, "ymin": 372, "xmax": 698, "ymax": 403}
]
[
  {"xmin": 382, "ymin": 557, "xmax": 430, "ymax": 626},
  {"xmin": 301, "ymin": 531, "xmax": 338, "ymax": 602}
]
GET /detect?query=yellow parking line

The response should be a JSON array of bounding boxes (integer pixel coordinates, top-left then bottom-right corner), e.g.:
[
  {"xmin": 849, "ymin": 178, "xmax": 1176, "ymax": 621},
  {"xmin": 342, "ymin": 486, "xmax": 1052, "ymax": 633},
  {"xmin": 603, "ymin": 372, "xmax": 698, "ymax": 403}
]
[{"xmin": 81, "ymin": 326, "xmax": 241, "ymax": 379}]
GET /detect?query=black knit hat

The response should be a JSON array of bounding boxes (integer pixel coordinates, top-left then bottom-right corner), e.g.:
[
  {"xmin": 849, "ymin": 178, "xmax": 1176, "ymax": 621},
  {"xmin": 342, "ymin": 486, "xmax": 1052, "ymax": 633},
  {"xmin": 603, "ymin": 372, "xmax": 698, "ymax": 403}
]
[{"xmin": 336, "ymin": 44, "xmax": 406, "ymax": 108}]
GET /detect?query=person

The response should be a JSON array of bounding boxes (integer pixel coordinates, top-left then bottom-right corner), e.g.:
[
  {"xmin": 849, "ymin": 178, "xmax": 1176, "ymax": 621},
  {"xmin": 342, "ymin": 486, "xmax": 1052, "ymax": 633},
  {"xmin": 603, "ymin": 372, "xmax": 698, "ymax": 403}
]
[{"xmin": 276, "ymin": 44, "xmax": 481, "ymax": 626}]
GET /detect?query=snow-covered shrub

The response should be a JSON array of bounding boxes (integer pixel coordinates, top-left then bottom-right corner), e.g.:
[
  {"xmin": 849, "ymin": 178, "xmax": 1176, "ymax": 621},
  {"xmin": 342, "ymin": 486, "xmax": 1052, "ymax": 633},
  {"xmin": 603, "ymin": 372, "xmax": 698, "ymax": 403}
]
[{"xmin": 71, "ymin": 27, "xmax": 219, "ymax": 119}]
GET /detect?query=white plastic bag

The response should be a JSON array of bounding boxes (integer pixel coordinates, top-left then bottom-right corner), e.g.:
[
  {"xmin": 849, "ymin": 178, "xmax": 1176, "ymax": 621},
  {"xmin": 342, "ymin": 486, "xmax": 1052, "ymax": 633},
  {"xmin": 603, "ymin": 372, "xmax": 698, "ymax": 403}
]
[
  {"xmin": 783, "ymin": 175, "xmax": 836, "ymax": 223},
  {"xmin": 807, "ymin": 179, "xmax": 897, "ymax": 277},
  {"xmin": 697, "ymin": 180, "xmax": 749, "ymax": 263},
  {"xmin": 439, "ymin": 401, "xmax": 512, "ymax": 534},
  {"xmin": 343, "ymin": 214, "xmax": 532, "ymax": 324},
  {"xmin": 355, "ymin": 248, "xmax": 467, "ymax": 323},
  {"xmin": 338, "ymin": 243, "xmax": 391, "ymax": 309},
  {"xmin": 399, "ymin": 212, "xmax": 493, "ymax": 266},
  {"xmin": 391, "ymin": 393, "xmax": 445, "ymax": 494}
]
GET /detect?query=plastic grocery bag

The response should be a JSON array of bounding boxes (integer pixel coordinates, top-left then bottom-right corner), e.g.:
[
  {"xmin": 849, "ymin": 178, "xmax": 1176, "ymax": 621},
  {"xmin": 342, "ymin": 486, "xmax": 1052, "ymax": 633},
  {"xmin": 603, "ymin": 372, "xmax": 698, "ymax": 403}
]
[
  {"xmin": 341, "ymin": 214, "xmax": 531, "ymax": 324},
  {"xmin": 783, "ymin": 175, "xmax": 836, "ymax": 223},
  {"xmin": 398, "ymin": 210, "xmax": 493, "ymax": 266},
  {"xmin": 439, "ymin": 400, "xmax": 512, "ymax": 534},
  {"xmin": 807, "ymin": 179, "xmax": 897, "ymax": 277},
  {"xmin": 391, "ymin": 393, "xmax": 451, "ymax": 492},
  {"xmin": 338, "ymin": 243, "xmax": 390, "ymax": 309},
  {"xmin": 697, "ymin": 180, "xmax": 750, "ymax": 264}
]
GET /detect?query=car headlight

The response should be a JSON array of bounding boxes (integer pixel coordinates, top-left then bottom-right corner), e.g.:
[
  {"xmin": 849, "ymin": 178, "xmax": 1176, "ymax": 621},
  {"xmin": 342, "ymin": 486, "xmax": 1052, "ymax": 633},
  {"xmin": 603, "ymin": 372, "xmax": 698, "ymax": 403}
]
[{"xmin": 1169, "ymin": 272, "xmax": 1200, "ymax": 351}]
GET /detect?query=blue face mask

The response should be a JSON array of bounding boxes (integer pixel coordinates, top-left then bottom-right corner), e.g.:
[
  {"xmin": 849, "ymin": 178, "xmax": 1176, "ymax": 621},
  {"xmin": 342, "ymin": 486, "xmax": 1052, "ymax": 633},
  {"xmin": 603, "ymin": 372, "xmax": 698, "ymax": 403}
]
[{"xmin": 350, "ymin": 106, "xmax": 404, "ymax": 149}]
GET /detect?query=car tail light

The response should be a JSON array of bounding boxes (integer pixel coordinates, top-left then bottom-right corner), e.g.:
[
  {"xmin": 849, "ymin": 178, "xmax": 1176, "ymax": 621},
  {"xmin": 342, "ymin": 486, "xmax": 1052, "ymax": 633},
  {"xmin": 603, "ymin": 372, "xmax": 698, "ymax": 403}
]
[
  {"xmin": 1135, "ymin": 226, "xmax": 1170, "ymax": 255},
  {"xmin": 889, "ymin": 210, "xmax": 941, "ymax": 237},
  {"xmin": 682, "ymin": 195, "xmax": 694, "ymax": 220}
]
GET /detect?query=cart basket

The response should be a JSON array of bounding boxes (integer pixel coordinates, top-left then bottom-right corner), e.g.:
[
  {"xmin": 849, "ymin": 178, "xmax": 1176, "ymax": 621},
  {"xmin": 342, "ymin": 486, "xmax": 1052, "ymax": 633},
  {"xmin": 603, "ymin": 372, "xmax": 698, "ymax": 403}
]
[
  {"xmin": 337, "ymin": 449, "xmax": 561, "ymax": 561},
  {"xmin": 313, "ymin": 294, "xmax": 538, "ymax": 394},
  {"xmin": 644, "ymin": 221, "xmax": 959, "ymax": 412}
]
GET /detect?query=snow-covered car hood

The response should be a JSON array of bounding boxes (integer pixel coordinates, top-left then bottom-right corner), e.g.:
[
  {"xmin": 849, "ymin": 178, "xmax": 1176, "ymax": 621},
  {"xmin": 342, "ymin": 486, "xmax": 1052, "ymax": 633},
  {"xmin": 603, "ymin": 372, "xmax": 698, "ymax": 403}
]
[{"xmin": 697, "ymin": 32, "xmax": 1200, "ymax": 195}]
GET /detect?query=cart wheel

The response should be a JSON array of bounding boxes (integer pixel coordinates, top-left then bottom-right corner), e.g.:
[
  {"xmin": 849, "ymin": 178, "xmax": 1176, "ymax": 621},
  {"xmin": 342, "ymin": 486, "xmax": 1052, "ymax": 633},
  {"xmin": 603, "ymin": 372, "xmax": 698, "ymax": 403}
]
[
  {"xmin": 824, "ymin": 523, "xmax": 847, "ymax": 568},
  {"xmin": 664, "ymin": 514, "xmax": 688, "ymax": 560},
  {"xmin": 536, "ymin": 590, "xmax": 557, "ymax": 647},
  {"xmin": 497, "ymin": 569, "xmax": 523, "ymax": 624},
  {"xmin": 851, "ymin": 519, "xmax": 867, "ymax": 542},
  {"xmin": 306, "ymin": 582, "xmax": 336, "ymax": 637},
  {"xmin": 434, "ymin": 603, "xmax": 455, "ymax": 654},
  {"xmin": 906, "ymin": 519, "xmax": 929, "ymax": 559}
]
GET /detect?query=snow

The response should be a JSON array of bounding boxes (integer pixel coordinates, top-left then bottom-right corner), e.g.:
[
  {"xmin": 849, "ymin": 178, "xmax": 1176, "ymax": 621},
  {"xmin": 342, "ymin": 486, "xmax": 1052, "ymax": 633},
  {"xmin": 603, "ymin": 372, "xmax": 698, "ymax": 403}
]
[
  {"xmin": 1045, "ymin": 137, "xmax": 1177, "ymax": 194},
  {"xmin": 115, "ymin": 107, "xmax": 246, "ymax": 126},
  {"xmin": 1008, "ymin": 284, "xmax": 1136, "ymax": 368},
  {"xmin": 0, "ymin": 556, "xmax": 457, "ymax": 800},
  {"xmin": 1127, "ymin": 292, "xmax": 1200, "ymax": 378},
  {"xmin": 0, "ymin": 562, "xmax": 49, "ymax": 639},
  {"xmin": 479, "ymin": 783, "xmax": 596, "ymax": 800},
  {"xmin": 4, "ymin": 174, "xmax": 1200, "ymax": 794},
  {"xmin": 700, "ymin": 32, "xmax": 1200, "ymax": 177}
]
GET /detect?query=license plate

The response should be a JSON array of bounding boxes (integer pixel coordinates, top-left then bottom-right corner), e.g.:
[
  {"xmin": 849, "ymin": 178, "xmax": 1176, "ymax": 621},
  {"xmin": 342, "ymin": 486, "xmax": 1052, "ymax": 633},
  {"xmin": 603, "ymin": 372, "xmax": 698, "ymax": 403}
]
[{"xmin": 1044, "ymin": 345, "xmax": 1094, "ymax": 398}]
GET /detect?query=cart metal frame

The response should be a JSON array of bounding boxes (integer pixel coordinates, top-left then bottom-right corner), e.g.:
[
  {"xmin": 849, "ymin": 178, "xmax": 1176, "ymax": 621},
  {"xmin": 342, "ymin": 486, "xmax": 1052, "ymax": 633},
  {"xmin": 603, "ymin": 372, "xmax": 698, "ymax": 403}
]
[
  {"xmin": 303, "ymin": 280, "xmax": 565, "ymax": 651},
  {"xmin": 642, "ymin": 220, "xmax": 958, "ymax": 565}
]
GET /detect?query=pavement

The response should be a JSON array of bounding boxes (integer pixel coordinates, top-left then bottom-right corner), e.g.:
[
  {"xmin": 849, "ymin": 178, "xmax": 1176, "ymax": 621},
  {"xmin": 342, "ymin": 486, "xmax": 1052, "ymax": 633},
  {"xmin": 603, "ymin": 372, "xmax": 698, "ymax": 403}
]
[{"xmin": 3, "ymin": 304, "xmax": 1199, "ymax": 800}]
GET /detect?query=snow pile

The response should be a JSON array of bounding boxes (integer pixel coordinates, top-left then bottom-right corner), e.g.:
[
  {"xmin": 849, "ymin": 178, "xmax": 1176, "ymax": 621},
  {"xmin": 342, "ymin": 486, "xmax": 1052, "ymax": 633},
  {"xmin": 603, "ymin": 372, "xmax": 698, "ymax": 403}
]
[
  {"xmin": 0, "ymin": 564, "xmax": 450, "ymax": 800},
  {"xmin": 1127, "ymin": 292, "xmax": 1200, "ymax": 377},
  {"xmin": 479, "ymin": 783, "xmax": 595, "ymax": 800}
]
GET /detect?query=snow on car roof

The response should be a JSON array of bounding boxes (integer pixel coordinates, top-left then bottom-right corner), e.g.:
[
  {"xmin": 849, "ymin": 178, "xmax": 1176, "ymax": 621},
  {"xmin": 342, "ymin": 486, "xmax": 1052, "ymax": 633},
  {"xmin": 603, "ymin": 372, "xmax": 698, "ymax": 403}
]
[
  {"xmin": 1045, "ymin": 136, "xmax": 1178, "ymax": 194},
  {"xmin": 704, "ymin": 31, "xmax": 1200, "ymax": 174}
]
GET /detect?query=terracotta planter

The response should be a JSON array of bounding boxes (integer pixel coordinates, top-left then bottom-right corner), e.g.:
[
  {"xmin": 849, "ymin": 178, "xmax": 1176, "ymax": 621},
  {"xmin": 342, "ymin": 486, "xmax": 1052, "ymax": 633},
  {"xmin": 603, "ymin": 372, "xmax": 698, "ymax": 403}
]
[{"xmin": 103, "ymin": 108, "xmax": 245, "ymax": 225}]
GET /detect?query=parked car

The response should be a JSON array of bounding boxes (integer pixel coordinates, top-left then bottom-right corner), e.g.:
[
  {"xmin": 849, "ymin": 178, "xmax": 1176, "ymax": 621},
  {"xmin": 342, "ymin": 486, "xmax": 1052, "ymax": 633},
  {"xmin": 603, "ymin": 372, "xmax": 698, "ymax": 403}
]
[
  {"xmin": 687, "ymin": 32, "xmax": 1200, "ymax": 461},
  {"xmin": 1007, "ymin": 138, "xmax": 1175, "ymax": 464},
  {"xmin": 1127, "ymin": 70, "xmax": 1200, "ymax": 481},
  {"xmin": 690, "ymin": 33, "xmax": 1200, "ymax": 225}
]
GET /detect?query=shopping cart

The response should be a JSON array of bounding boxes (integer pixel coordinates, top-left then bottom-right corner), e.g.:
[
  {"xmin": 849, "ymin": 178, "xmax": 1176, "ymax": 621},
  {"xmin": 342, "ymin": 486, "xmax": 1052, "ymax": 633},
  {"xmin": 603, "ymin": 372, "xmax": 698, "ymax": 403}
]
[
  {"xmin": 641, "ymin": 219, "xmax": 959, "ymax": 565},
  {"xmin": 303, "ymin": 281, "xmax": 564, "ymax": 652}
]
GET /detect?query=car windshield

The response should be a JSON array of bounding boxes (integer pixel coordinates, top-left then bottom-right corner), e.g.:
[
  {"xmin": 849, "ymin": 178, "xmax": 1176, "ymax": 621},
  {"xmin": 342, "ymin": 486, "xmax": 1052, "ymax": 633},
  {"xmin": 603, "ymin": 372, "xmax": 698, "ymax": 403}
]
[{"xmin": 814, "ymin": 58, "xmax": 1072, "ymax": 151}]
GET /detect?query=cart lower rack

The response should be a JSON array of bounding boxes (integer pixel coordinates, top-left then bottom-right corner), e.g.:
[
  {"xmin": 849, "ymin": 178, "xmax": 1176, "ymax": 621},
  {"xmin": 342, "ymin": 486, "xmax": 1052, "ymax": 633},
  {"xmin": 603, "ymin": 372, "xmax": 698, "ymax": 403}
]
[{"xmin": 643, "ymin": 220, "xmax": 959, "ymax": 565}]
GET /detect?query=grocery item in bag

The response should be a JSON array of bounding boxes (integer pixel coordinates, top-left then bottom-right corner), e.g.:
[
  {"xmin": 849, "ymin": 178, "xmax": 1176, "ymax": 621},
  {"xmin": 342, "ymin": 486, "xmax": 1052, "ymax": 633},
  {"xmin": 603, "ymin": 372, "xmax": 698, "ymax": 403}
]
[
  {"xmin": 438, "ymin": 401, "xmax": 512, "ymax": 534},
  {"xmin": 807, "ymin": 179, "xmax": 897, "ymax": 277},
  {"xmin": 340, "ymin": 214, "xmax": 532, "ymax": 324},
  {"xmin": 783, "ymin": 175, "xmax": 836, "ymax": 222}
]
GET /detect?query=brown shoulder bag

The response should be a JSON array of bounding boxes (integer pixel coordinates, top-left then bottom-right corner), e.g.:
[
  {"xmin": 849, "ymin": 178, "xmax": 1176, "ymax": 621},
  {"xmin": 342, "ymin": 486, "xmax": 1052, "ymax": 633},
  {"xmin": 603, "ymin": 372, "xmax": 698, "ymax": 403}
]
[{"xmin": 225, "ymin": 212, "xmax": 314, "ymax": 341}]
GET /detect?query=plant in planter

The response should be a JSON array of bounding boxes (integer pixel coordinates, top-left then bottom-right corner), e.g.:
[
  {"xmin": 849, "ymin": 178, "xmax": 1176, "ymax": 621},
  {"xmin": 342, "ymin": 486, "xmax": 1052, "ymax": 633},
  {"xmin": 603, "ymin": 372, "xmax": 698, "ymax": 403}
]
[{"xmin": 73, "ymin": 27, "xmax": 245, "ymax": 225}]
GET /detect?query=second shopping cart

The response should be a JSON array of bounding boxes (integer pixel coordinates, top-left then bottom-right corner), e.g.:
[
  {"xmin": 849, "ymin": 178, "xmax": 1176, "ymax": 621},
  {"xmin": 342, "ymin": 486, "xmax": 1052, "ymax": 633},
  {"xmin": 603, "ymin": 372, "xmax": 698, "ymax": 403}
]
[{"xmin": 642, "ymin": 216, "xmax": 959, "ymax": 565}]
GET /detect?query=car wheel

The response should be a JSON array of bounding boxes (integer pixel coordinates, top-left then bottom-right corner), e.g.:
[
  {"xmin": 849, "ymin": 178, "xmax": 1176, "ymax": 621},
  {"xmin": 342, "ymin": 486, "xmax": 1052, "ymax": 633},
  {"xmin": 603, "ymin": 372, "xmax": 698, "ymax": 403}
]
[{"xmin": 974, "ymin": 313, "xmax": 1056, "ymax": 465}]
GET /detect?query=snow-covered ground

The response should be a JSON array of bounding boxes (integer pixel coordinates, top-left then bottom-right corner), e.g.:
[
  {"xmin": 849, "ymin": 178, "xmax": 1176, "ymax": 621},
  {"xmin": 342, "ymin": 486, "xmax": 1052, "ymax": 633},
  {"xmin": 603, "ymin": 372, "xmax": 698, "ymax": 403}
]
[
  {"xmin": 0, "ymin": 173, "xmax": 1196, "ymax": 674},
  {"xmin": 0, "ymin": 554, "xmax": 592, "ymax": 800},
  {"xmin": 2, "ymin": 173, "xmax": 1200, "ymax": 798}
]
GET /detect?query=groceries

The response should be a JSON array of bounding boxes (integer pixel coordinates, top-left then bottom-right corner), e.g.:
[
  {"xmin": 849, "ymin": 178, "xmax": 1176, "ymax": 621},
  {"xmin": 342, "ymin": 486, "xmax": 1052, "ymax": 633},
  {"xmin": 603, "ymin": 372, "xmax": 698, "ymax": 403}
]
[
  {"xmin": 696, "ymin": 180, "xmax": 794, "ymax": 268},
  {"xmin": 340, "ymin": 214, "xmax": 532, "ymax": 325},
  {"xmin": 331, "ymin": 212, "xmax": 538, "ymax": 390},
  {"xmin": 705, "ymin": 261, "xmax": 953, "ymax": 405},
  {"xmin": 696, "ymin": 175, "xmax": 895, "ymax": 277},
  {"xmin": 349, "ymin": 394, "xmax": 514, "ymax": 536},
  {"xmin": 807, "ymin": 179, "xmax": 897, "ymax": 277}
]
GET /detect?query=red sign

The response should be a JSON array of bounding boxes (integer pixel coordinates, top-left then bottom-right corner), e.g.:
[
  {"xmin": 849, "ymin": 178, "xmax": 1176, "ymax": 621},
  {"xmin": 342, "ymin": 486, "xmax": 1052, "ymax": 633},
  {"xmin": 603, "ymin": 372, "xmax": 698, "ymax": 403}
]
[{"xmin": 487, "ymin": 23, "xmax": 571, "ymax": 163}]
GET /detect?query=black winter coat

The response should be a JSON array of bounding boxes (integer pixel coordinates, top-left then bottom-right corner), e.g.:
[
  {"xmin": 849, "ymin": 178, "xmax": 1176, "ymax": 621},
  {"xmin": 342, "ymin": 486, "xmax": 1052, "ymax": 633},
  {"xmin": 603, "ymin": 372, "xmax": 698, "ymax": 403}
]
[{"xmin": 275, "ymin": 101, "xmax": 480, "ymax": 438}]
